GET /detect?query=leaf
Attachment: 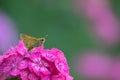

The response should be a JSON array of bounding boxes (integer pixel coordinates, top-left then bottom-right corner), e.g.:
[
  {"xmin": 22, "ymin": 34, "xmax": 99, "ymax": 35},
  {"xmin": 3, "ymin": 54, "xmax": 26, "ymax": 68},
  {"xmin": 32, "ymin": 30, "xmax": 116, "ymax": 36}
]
[
  {"xmin": 20, "ymin": 34, "xmax": 45, "ymax": 50},
  {"xmin": 6, "ymin": 77, "xmax": 20, "ymax": 80}
]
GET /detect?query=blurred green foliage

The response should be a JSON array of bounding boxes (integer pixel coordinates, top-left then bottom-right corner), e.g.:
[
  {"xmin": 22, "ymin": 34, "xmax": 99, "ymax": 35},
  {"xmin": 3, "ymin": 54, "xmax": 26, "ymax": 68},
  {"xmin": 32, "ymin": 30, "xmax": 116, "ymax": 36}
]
[
  {"xmin": 0, "ymin": 0, "xmax": 120, "ymax": 80},
  {"xmin": 7, "ymin": 78, "xmax": 19, "ymax": 80}
]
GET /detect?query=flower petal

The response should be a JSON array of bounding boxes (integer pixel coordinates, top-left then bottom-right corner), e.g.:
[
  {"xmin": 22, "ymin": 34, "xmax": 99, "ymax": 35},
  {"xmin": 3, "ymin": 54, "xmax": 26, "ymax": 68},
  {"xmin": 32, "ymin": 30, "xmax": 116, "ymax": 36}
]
[{"xmin": 10, "ymin": 68, "xmax": 19, "ymax": 76}]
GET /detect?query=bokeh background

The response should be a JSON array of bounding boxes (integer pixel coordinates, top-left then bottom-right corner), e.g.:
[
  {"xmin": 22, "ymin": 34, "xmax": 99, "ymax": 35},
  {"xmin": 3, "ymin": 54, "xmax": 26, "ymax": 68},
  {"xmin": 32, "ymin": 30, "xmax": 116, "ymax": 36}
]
[{"xmin": 0, "ymin": 0, "xmax": 120, "ymax": 80}]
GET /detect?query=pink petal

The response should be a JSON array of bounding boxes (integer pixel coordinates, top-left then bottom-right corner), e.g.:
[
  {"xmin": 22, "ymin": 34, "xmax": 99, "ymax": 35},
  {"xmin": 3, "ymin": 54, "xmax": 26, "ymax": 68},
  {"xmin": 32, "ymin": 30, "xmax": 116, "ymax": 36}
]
[
  {"xmin": 41, "ymin": 75, "xmax": 50, "ymax": 80},
  {"xmin": 55, "ymin": 61, "xmax": 69, "ymax": 74},
  {"xmin": 18, "ymin": 60, "xmax": 28, "ymax": 69},
  {"xmin": 16, "ymin": 41, "xmax": 27, "ymax": 56},
  {"xmin": 10, "ymin": 68, "xmax": 20, "ymax": 76},
  {"xmin": 42, "ymin": 50, "xmax": 57, "ymax": 62},
  {"xmin": 30, "ymin": 53, "xmax": 41, "ymax": 63},
  {"xmin": 0, "ymin": 74, "xmax": 7, "ymax": 80},
  {"xmin": 28, "ymin": 73, "xmax": 39, "ymax": 80},
  {"xmin": 20, "ymin": 70, "xmax": 29, "ymax": 80},
  {"xmin": 3, "ymin": 66, "xmax": 11, "ymax": 73},
  {"xmin": 51, "ymin": 74, "xmax": 66, "ymax": 80}
]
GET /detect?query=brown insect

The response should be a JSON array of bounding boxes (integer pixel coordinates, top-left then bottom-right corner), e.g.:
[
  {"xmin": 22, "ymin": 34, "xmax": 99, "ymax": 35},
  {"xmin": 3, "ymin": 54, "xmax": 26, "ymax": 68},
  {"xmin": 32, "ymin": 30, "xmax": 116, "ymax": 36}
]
[{"xmin": 20, "ymin": 34, "xmax": 45, "ymax": 51}]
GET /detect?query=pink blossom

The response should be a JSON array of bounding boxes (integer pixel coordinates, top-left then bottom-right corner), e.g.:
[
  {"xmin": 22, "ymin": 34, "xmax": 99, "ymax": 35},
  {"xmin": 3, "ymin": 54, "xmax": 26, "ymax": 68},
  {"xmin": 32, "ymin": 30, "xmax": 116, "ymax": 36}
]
[
  {"xmin": 0, "ymin": 11, "xmax": 18, "ymax": 53},
  {"xmin": 28, "ymin": 47, "xmax": 72, "ymax": 79},
  {"xmin": 27, "ymin": 44, "xmax": 73, "ymax": 79},
  {"xmin": 75, "ymin": 0, "xmax": 120, "ymax": 46},
  {"xmin": 0, "ymin": 40, "xmax": 73, "ymax": 80},
  {"xmin": 0, "ymin": 56, "xmax": 8, "ymax": 80},
  {"xmin": 41, "ymin": 48, "xmax": 69, "ymax": 74},
  {"xmin": 0, "ymin": 41, "xmax": 28, "ymax": 78},
  {"xmin": 76, "ymin": 51, "xmax": 112, "ymax": 79},
  {"xmin": 28, "ymin": 53, "xmax": 51, "ymax": 76},
  {"xmin": 2, "ymin": 53, "xmax": 24, "ymax": 77},
  {"xmin": 109, "ymin": 59, "xmax": 120, "ymax": 80}
]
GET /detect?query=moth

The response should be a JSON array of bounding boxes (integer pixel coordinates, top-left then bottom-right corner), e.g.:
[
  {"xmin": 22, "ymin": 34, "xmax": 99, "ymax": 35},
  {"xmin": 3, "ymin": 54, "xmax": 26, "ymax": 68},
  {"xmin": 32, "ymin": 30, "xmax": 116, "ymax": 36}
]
[{"xmin": 20, "ymin": 34, "xmax": 45, "ymax": 50}]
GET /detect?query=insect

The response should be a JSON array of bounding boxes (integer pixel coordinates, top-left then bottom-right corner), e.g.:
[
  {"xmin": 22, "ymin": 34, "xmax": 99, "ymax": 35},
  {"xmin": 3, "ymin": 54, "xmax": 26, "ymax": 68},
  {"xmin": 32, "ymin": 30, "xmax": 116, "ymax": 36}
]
[{"xmin": 20, "ymin": 34, "xmax": 45, "ymax": 51}]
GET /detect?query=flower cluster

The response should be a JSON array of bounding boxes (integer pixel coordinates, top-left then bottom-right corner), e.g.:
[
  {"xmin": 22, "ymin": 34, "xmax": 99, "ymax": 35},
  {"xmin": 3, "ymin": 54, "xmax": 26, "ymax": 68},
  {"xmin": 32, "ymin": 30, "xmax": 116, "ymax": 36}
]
[{"xmin": 0, "ymin": 41, "xmax": 73, "ymax": 80}]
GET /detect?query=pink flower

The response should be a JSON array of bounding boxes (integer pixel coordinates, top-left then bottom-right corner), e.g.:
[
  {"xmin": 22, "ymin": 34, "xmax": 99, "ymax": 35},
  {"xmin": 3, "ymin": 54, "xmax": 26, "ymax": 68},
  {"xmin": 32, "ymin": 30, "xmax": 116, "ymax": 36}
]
[
  {"xmin": 109, "ymin": 59, "xmax": 120, "ymax": 79},
  {"xmin": 0, "ymin": 11, "xmax": 18, "ymax": 53},
  {"xmin": 0, "ymin": 40, "xmax": 73, "ymax": 80},
  {"xmin": 0, "ymin": 54, "xmax": 22, "ymax": 79},
  {"xmin": 28, "ymin": 47, "xmax": 72, "ymax": 79},
  {"xmin": 0, "ymin": 41, "xmax": 28, "ymax": 78},
  {"xmin": 41, "ymin": 48, "xmax": 69, "ymax": 74},
  {"xmin": 76, "ymin": 51, "xmax": 112, "ymax": 79},
  {"xmin": 28, "ymin": 52, "xmax": 51, "ymax": 76},
  {"xmin": 75, "ymin": 0, "xmax": 120, "ymax": 46},
  {"xmin": 2, "ymin": 53, "xmax": 24, "ymax": 77},
  {"xmin": 0, "ymin": 56, "xmax": 8, "ymax": 80}
]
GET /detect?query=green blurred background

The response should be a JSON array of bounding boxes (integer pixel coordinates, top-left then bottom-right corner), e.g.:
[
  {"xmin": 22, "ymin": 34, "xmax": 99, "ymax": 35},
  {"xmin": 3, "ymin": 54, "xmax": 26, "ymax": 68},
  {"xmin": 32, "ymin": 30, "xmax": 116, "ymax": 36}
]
[{"xmin": 0, "ymin": 0, "xmax": 120, "ymax": 79}]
